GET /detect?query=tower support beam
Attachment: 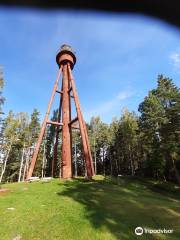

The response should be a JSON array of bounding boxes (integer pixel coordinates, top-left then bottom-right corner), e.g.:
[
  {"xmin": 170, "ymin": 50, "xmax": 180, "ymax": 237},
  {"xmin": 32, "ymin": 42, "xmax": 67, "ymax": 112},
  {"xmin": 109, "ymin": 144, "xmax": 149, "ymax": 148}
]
[
  {"xmin": 61, "ymin": 64, "xmax": 72, "ymax": 179},
  {"xmin": 26, "ymin": 66, "xmax": 62, "ymax": 180},
  {"xmin": 68, "ymin": 64, "xmax": 94, "ymax": 178},
  {"xmin": 26, "ymin": 44, "xmax": 94, "ymax": 180}
]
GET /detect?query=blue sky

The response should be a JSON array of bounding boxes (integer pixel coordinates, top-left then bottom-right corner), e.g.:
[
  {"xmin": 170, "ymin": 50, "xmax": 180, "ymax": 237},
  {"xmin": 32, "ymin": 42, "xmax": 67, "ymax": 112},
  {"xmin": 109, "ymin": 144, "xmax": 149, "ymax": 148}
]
[{"xmin": 0, "ymin": 7, "xmax": 180, "ymax": 123}]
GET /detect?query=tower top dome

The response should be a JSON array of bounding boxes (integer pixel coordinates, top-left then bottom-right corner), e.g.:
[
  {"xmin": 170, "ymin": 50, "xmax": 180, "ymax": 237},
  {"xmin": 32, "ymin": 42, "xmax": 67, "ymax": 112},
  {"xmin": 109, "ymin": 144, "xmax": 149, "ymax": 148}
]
[{"xmin": 56, "ymin": 44, "xmax": 76, "ymax": 69}]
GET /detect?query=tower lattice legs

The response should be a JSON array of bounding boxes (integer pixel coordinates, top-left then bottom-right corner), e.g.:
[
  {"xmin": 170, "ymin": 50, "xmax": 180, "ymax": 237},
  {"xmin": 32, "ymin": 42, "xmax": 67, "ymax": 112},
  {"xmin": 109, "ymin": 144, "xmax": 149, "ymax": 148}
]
[
  {"xmin": 26, "ymin": 44, "xmax": 94, "ymax": 180},
  {"xmin": 26, "ymin": 67, "xmax": 62, "ymax": 180},
  {"xmin": 68, "ymin": 64, "xmax": 94, "ymax": 177}
]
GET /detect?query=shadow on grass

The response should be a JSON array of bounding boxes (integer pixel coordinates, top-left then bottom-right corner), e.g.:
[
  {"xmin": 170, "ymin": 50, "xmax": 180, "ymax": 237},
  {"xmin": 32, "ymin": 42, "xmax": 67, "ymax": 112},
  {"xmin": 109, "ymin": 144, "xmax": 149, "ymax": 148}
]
[
  {"xmin": 105, "ymin": 176, "xmax": 180, "ymax": 201},
  {"xmin": 57, "ymin": 177, "xmax": 180, "ymax": 240}
]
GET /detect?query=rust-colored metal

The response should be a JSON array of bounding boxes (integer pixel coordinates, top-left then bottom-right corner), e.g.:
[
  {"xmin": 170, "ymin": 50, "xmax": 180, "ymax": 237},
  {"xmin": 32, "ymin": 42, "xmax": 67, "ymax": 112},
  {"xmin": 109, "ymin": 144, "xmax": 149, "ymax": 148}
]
[
  {"xmin": 68, "ymin": 87, "xmax": 72, "ymax": 93},
  {"xmin": 68, "ymin": 63, "xmax": 94, "ymax": 178},
  {"xmin": 27, "ymin": 44, "xmax": 94, "ymax": 180},
  {"xmin": 46, "ymin": 120, "xmax": 63, "ymax": 126},
  {"xmin": 56, "ymin": 90, "xmax": 63, "ymax": 94},
  {"xmin": 56, "ymin": 44, "xmax": 76, "ymax": 70},
  {"xmin": 83, "ymin": 118, "xmax": 94, "ymax": 174},
  {"xmin": 26, "ymin": 66, "xmax": 62, "ymax": 180},
  {"xmin": 68, "ymin": 71, "xmax": 73, "ymax": 180},
  {"xmin": 69, "ymin": 116, "xmax": 78, "ymax": 126},
  {"xmin": 61, "ymin": 64, "xmax": 72, "ymax": 179}
]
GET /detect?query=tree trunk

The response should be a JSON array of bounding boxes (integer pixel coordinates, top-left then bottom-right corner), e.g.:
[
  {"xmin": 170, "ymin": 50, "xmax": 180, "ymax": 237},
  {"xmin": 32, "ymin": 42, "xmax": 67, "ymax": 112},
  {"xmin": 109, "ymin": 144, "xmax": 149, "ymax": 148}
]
[
  {"xmin": 74, "ymin": 142, "xmax": 77, "ymax": 177},
  {"xmin": 94, "ymin": 138, "xmax": 97, "ymax": 175},
  {"xmin": 0, "ymin": 144, "xmax": 12, "ymax": 183},
  {"xmin": 110, "ymin": 155, "xmax": 113, "ymax": 176},
  {"xmin": 115, "ymin": 158, "xmax": 118, "ymax": 176},
  {"xmin": 22, "ymin": 148, "xmax": 30, "ymax": 181},
  {"xmin": 18, "ymin": 143, "xmax": 25, "ymax": 182},
  {"xmin": 41, "ymin": 144, "xmax": 46, "ymax": 178},
  {"xmin": 129, "ymin": 144, "xmax": 134, "ymax": 176},
  {"xmin": 103, "ymin": 147, "xmax": 105, "ymax": 176}
]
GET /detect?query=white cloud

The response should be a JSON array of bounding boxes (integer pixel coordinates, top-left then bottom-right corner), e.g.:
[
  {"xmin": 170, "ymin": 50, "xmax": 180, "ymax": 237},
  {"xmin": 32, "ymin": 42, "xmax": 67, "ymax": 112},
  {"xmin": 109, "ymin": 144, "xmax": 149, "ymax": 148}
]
[
  {"xmin": 83, "ymin": 90, "xmax": 134, "ymax": 122},
  {"xmin": 170, "ymin": 51, "xmax": 180, "ymax": 73}
]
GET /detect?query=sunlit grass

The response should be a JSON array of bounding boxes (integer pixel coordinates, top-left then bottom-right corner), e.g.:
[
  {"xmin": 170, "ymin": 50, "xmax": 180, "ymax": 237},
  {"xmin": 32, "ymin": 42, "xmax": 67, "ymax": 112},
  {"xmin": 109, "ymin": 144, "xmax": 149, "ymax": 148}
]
[{"xmin": 0, "ymin": 176, "xmax": 179, "ymax": 240}]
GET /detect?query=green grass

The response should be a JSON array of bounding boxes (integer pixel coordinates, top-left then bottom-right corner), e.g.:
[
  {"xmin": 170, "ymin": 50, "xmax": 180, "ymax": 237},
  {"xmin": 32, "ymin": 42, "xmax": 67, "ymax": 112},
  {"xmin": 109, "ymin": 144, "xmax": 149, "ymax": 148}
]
[{"xmin": 0, "ymin": 176, "xmax": 180, "ymax": 240}]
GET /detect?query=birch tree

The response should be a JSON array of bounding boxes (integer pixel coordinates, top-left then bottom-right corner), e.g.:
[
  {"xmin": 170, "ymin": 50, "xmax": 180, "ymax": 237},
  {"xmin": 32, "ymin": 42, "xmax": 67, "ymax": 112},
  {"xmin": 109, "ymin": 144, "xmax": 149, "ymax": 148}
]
[{"xmin": 0, "ymin": 111, "xmax": 19, "ymax": 182}]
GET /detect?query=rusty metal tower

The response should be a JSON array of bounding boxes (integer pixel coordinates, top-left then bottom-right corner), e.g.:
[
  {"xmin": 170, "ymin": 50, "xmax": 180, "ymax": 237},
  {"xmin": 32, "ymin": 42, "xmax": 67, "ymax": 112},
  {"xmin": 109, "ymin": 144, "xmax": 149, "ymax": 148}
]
[{"xmin": 27, "ymin": 44, "xmax": 94, "ymax": 179}]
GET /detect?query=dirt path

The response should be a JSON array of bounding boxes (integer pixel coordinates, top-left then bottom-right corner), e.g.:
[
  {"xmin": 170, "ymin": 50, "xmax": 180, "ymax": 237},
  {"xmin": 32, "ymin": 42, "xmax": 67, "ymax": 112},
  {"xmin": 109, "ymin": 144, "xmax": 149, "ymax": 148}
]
[{"xmin": 0, "ymin": 189, "xmax": 11, "ymax": 196}]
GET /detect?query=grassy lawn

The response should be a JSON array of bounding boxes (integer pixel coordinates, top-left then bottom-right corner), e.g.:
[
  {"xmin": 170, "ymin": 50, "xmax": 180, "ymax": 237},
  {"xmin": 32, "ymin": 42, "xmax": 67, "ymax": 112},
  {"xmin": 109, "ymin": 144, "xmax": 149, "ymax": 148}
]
[{"xmin": 0, "ymin": 176, "xmax": 180, "ymax": 240}]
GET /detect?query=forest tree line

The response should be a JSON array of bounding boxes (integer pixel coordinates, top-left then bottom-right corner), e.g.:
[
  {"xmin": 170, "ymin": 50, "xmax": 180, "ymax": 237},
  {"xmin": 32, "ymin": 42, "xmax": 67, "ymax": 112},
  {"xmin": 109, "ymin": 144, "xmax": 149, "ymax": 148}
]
[{"xmin": 0, "ymin": 73, "xmax": 180, "ymax": 184}]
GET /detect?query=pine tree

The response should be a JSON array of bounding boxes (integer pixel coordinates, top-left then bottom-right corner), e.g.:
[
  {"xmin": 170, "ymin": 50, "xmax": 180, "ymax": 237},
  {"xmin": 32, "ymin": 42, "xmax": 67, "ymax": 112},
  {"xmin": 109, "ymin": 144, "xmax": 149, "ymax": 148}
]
[
  {"xmin": 138, "ymin": 75, "xmax": 180, "ymax": 183},
  {"xmin": 28, "ymin": 109, "xmax": 41, "ymax": 177},
  {"xmin": 0, "ymin": 111, "xmax": 21, "ymax": 182}
]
